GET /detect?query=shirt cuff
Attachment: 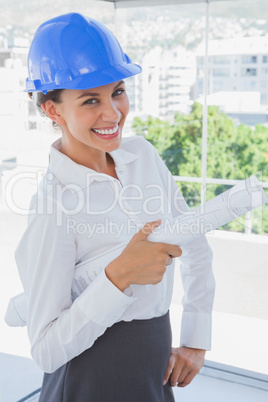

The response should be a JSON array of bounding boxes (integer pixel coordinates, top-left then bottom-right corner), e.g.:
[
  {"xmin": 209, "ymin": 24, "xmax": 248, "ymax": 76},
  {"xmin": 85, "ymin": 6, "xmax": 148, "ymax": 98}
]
[
  {"xmin": 76, "ymin": 269, "xmax": 137, "ymax": 327},
  {"xmin": 180, "ymin": 311, "xmax": 212, "ymax": 350}
]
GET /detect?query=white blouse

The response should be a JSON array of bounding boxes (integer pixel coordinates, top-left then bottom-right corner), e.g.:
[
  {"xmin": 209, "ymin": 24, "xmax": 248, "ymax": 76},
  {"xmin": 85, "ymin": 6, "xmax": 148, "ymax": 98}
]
[{"xmin": 15, "ymin": 135, "xmax": 215, "ymax": 373}]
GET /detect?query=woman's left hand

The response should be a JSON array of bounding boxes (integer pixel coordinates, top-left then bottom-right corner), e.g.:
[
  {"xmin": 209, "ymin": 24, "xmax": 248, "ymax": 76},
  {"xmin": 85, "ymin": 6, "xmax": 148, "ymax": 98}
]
[{"xmin": 163, "ymin": 347, "xmax": 206, "ymax": 387}]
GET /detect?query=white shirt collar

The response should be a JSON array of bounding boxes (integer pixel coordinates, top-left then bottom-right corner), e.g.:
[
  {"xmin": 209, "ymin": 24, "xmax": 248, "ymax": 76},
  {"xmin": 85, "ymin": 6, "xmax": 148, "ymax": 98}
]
[{"xmin": 49, "ymin": 138, "xmax": 139, "ymax": 190}]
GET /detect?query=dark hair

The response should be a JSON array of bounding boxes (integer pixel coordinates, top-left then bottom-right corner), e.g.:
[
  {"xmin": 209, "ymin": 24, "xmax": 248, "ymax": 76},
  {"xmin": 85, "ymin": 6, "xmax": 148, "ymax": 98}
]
[{"xmin": 28, "ymin": 89, "xmax": 64, "ymax": 129}]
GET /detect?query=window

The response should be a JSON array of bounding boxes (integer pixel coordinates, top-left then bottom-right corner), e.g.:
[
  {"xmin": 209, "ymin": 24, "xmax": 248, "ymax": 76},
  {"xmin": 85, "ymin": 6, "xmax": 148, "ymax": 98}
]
[
  {"xmin": 242, "ymin": 67, "xmax": 257, "ymax": 76},
  {"xmin": 242, "ymin": 55, "xmax": 258, "ymax": 63},
  {"xmin": 212, "ymin": 68, "xmax": 229, "ymax": 77},
  {"xmin": 211, "ymin": 55, "xmax": 230, "ymax": 64},
  {"xmin": 213, "ymin": 81, "xmax": 224, "ymax": 91},
  {"xmin": 1, "ymin": 1, "xmax": 268, "ymax": 394},
  {"xmin": 261, "ymin": 93, "xmax": 268, "ymax": 103},
  {"xmin": 206, "ymin": 0, "xmax": 268, "ymax": 376},
  {"xmin": 0, "ymin": 50, "xmax": 11, "ymax": 66}
]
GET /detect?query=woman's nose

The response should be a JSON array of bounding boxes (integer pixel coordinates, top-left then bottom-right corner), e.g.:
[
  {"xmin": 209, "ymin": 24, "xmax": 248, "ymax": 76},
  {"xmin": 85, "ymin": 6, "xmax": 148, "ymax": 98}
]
[{"xmin": 101, "ymin": 99, "xmax": 121, "ymax": 122}]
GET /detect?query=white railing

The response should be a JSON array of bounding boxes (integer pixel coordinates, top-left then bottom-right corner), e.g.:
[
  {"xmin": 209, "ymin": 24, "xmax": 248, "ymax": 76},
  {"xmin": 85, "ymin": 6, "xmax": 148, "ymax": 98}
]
[
  {"xmin": 173, "ymin": 175, "xmax": 268, "ymax": 235},
  {"xmin": 173, "ymin": 175, "xmax": 268, "ymax": 188}
]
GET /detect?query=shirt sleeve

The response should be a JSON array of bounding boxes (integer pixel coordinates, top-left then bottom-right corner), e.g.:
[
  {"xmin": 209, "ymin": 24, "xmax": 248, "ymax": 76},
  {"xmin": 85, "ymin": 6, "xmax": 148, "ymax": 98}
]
[
  {"xmin": 145, "ymin": 137, "xmax": 215, "ymax": 350},
  {"xmin": 15, "ymin": 196, "xmax": 136, "ymax": 373}
]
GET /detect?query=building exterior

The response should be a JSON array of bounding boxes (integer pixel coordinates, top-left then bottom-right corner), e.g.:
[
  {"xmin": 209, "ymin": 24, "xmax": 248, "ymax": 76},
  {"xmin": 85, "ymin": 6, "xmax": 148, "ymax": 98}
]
[
  {"xmin": 195, "ymin": 36, "xmax": 268, "ymax": 110},
  {"xmin": 0, "ymin": 47, "xmax": 35, "ymax": 132},
  {"xmin": 138, "ymin": 46, "xmax": 196, "ymax": 118}
]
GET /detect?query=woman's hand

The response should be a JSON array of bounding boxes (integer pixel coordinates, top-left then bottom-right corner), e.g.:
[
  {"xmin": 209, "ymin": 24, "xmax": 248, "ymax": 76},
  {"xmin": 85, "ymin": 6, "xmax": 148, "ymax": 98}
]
[
  {"xmin": 163, "ymin": 347, "xmax": 206, "ymax": 387},
  {"xmin": 105, "ymin": 220, "xmax": 182, "ymax": 291}
]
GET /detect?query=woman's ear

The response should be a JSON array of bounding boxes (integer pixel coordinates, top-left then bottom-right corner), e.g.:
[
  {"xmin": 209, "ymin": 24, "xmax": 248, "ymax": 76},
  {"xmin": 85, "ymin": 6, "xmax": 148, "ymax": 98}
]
[{"xmin": 41, "ymin": 101, "xmax": 65, "ymax": 126}]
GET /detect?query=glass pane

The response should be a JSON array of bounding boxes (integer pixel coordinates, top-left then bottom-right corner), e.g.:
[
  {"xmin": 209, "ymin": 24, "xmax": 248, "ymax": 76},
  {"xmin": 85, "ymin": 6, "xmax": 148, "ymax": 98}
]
[
  {"xmin": 204, "ymin": 0, "xmax": 268, "ymax": 374},
  {"xmin": 116, "ymin": 2, "xmax": 206, "ymax": 178}
]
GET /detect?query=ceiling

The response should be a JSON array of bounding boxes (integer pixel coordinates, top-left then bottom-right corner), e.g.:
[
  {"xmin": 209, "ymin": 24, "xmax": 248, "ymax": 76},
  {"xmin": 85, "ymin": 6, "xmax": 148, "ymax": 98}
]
[{"xmin": 102, "ymin": 0, "xmax": 235, "ymax": 8}]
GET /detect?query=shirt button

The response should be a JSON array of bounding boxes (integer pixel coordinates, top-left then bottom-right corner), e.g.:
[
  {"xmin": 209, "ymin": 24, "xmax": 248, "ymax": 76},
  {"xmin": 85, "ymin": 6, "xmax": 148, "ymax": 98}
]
[{"xmin": 47, "ymin": 172, "xmax": 54, "ymax": 181}]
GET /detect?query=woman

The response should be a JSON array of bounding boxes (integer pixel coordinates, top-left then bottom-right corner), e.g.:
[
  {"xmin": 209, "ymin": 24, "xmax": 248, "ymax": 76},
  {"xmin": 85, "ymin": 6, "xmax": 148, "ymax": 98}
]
[{"xmin": 16, "ymin": 12, "xmax": 215, "ymax": 401}]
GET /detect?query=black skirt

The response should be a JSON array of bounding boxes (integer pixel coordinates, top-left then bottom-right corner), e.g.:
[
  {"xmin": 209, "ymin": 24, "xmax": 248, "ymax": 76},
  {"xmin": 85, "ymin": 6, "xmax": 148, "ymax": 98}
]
[{"xmin": 39, "ymin": 311, "xmax": 175, "ymax": 402}]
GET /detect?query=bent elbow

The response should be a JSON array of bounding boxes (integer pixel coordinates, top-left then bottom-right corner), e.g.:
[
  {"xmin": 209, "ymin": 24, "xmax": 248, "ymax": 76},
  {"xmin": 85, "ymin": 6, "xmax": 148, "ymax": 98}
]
[{"xmin": 31, "ymin": 343, "xmax": 64, "ymax": 374}]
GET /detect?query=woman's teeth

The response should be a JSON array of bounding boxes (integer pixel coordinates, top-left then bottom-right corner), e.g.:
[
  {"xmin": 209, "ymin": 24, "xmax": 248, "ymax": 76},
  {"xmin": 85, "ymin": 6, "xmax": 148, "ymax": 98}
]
[{"xmin": 93, "ymin": 124, "xmax": 119, "ymax": 135}]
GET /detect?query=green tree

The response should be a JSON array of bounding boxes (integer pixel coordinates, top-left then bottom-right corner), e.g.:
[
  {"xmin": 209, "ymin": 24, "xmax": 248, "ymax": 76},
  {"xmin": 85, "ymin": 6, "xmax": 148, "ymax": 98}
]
[{"xmin": 132, "ymin": 103, "xmax": 268, "ymax": 234}]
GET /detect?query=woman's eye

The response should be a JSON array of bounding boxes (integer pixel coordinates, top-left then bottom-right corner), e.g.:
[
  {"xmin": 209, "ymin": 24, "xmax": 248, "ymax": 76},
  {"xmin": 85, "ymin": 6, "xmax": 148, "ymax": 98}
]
[
  {"xmin": 83, "ymin": 98, "xmax": 97, "ymax": 105},
  {"xmin": 112, "ymin": 89, "xmax": 125, "ymax": 97}
]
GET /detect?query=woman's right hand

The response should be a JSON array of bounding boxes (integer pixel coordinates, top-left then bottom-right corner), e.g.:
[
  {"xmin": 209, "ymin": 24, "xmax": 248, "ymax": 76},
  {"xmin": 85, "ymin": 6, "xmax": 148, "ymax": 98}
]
[{"xmin": 105, "ymin": 220, "xmax": 182, "ymax": 291}]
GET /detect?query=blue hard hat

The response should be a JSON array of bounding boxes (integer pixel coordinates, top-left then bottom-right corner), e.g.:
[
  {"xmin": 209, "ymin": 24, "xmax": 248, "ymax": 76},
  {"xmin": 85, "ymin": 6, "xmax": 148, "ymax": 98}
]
[{"xmin": 26, "ymin": 12, "xmax": 142, "ymax": 93}]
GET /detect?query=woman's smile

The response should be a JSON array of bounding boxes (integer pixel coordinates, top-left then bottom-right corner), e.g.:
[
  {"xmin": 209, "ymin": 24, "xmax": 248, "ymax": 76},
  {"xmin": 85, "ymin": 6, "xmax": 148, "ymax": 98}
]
[{"xmin": 91, "ymin": 123, "xmax": 120, "ymax": 139}]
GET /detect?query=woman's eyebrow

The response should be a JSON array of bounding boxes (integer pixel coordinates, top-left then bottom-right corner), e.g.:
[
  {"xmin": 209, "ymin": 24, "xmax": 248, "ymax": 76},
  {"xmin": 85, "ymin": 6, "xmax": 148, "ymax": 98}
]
[{"xmin": 76, "ymin": 80, "xmax": 125, "ymax": 100}]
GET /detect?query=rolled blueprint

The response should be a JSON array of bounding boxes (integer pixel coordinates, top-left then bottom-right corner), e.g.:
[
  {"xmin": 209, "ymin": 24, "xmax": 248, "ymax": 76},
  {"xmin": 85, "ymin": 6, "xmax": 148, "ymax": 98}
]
[
  {"xmin": 5, "ymin": 175, "xmax": 267, "ymax": 327},
  {"xmin": 150, "ymin": 174, "xmax": 266, "ymax": 245}
]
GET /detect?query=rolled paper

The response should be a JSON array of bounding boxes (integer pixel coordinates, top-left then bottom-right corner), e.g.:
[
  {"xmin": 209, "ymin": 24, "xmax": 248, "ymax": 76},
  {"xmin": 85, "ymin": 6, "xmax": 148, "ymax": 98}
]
[
  {"xmin": 149, "ymin": 175, "xmax": 267, "ymax": 245},
  {"xmin": 5, "ymin": 176, "xmax": 267, "ymax": 327}
]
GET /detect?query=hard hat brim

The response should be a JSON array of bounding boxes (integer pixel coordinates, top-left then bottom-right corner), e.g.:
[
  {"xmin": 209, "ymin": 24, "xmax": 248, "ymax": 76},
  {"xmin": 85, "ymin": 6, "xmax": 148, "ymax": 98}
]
[
  {"xmin": 64, "ymin": 63, "xmax": 142, "ymax": 90},
  {"xmin": 26, "ymin": 63, "xmax": 142, "ymax": 93}
]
